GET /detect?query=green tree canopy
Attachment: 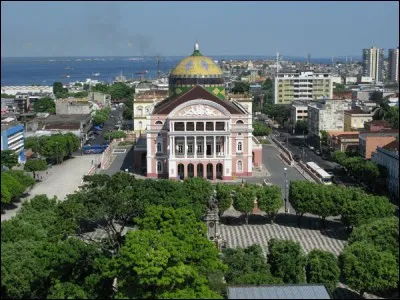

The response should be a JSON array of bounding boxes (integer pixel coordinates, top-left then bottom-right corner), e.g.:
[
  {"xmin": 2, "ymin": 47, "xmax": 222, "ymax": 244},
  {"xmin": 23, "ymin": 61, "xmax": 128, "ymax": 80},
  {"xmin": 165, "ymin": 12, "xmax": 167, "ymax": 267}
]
[
  {"xmin": 108, "ymin": 82, "xmax": 134, "ymax": 100},
  {"xmin": 339, "ymin": 241, "xmax": 398, "ymax": 298},
  {"xmin": 231, "ymin": 81, "xmax": 250, "ymax": 94},
  {"xmin": 1, "ymin": 150, "xmax": 18, "ymax": 169},
  {"xmin": 53, "ymin": 81, "xmax": 67, "ymax": 94},
  {"xmin": 256, "ymin": 185, "xmax": 282, "ymax": 223},
  {"xmin": 267, "ymin": 238, "xmax": 307, "ymax": 284},
  {"xmin": 233, "ymin": 185, "xmax": 257, "ymax": 224},
  {"xmin": 348, "ymin": 217, "xmax": 399, "ymax": 263},
  {"xmin": 216, "ymin": 184, "xmax": 233, "ymax": 216},
  {"xmin": 306, "ymin": 249, "xmax": 340, "ymax": 292},
  {"xmin": 24, "ymin": 159, "xmax": 48, "ymax": 172},
  {"xmin": 32, "ymin": 97, "xmax": 55, "ymax": 113},
  {"xmin": 253, "ymin": 120, "xmax": 272, "ymax": 136},
  {"xmin": 104, "ymin": 131, "xmax": 127, "ymax": 141}
]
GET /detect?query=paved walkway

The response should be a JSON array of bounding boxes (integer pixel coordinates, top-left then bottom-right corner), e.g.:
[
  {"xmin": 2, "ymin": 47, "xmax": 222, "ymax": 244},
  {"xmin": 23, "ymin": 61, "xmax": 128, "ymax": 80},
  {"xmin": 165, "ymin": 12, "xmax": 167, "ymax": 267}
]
[
  {"xmin": 1, "ymin": 155, "xmax": 94, "ymax": 222},
  {"xmin": 220, "ymin": 222, "xmax": 347, "ymax": 256}
]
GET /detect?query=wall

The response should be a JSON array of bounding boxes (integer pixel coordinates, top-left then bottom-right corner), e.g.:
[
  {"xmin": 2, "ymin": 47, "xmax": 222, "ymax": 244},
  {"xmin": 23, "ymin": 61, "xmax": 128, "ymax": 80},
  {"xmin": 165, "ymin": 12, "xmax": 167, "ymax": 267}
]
[
  {"xmin": 56, "ymin": 100, "xmax": 91, "ymax": 115},
  {"xmin": 360, "ymin": 136, "xmax": 396, "ymax": 159}
]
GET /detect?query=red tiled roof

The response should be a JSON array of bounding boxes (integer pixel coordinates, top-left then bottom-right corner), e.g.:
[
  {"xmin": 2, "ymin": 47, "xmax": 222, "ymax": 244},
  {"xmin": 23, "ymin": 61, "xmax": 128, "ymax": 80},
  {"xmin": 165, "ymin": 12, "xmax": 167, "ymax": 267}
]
[
  {"xmin": 365, "ymin": 120, "xmax": 392, "ymax": 126},
  {"xmin": 344, "ymin": 108, "xmax": 370, "ymax": 114},
  {"xmin": 152, "ymin": 85, "xmax": 244, "ymax": 115}
]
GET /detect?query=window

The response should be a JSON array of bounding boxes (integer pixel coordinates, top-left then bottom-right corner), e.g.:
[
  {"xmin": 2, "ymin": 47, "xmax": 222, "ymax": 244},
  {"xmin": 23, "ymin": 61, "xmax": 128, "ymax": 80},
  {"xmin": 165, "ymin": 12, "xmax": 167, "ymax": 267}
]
[
  {"xmin": 216, "ymin": 144, "xmax": 221, "ymax": 153},
  {"xmin": 157, "ymin": 142, "xmax": 162, "ymax": 153},
  {"xmin": 188, "ymin": 144, "xmax": 193, "ymax": 154},
  {"xmin": 197, "ymin": 144, "xmax": 203, "ymax": 153},
  {"xmin": 155, "ymin": 121, "xmax": 163, "ymax": 125},
  {"xmin": 178, "ymin": 144, "xmax": 183, "ymax": 154},
  {"xmin": 237, "ymin": 160, "xmax": 243, "ymax": 172},
  {"xmin": 206, "ymin": 122, "xmax": 214, "ymax": 131},
  {"xmin": 236, "ymin": 120, "xmax": 244, "ymax": 124},
  {"xmin": 157, "ymin": 161, "xmax": 162, "ymax": 173},
  {"xmin": 237, "ymin": 141, "xmax": 243, "ymax": 152},
  {"xmin": 136, "ymin": 106, "xmax": 143, "ymax": 116},
  {"xmin": 196, "ymin": 122, "xmax": 204, "ymax": 131},
  {"xmin": 187, "ymin": 122, "xmax": 194, "ymax": 131}
]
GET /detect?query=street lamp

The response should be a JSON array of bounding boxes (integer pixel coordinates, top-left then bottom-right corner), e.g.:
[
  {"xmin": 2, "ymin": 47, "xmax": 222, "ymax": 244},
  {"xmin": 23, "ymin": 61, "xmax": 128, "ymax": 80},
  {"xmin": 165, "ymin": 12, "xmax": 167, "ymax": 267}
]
[{"xmin": 283, "ymin": 167, "xmax": 288, "ymax": 213}]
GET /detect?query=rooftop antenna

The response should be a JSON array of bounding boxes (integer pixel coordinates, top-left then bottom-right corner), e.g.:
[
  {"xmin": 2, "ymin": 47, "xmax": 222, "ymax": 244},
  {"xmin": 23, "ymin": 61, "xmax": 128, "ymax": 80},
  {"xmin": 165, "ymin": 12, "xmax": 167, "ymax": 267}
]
[
  {"xmin": 332, "ymin": 56, "xmax": 334, "ymax": 64},
  {"xmin": 276, "ymin": 50, "xmax": 280, "ymax": 74},
  {"xmin": 307, "ymin": 53, "xmax": 311, "ymax": 65},
  {"xmin": 194, "ymin": 37, "xmax": 199, "ymax": 51}
]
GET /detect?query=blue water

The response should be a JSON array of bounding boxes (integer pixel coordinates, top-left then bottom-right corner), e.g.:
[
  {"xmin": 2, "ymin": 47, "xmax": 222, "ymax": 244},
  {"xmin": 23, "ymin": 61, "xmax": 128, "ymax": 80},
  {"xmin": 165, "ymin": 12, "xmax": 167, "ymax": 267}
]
[{"xmin": 1, "ymin": 56, "xmax": 361, "ymax": 86}]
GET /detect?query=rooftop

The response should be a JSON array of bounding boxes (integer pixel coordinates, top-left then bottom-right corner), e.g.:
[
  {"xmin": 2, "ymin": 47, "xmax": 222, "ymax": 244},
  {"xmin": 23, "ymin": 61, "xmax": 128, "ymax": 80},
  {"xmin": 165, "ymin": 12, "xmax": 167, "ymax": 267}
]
[
  {"xmin": 382, "ymin": 140, "xmax": 399, "ymax": 151},
  {"xmin": 344, "ymin": 108, "xmax": 372, "ymax": 115},
  {"xmin": 227, "ymin": 285, "xmax": 331, "ymax": 299}
]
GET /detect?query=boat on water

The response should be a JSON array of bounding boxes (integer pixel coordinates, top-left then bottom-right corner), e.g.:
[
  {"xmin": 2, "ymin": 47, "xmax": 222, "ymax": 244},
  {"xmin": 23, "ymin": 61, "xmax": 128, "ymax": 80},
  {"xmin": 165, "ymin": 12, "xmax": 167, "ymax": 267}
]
[
  {"xmin": 92, "ymin": 72, "xmax": 100, "ymax": 76},
  {"xmin": 135, "ymin": 70, "xmax": 148, "ymax": 75},
  {"xmin": 65, "ymin": 66, "xmax": 73, "ymax": 70},
  {"xmin": 61, "ymin": 74, "xmax": 71, "ymax": 78}
]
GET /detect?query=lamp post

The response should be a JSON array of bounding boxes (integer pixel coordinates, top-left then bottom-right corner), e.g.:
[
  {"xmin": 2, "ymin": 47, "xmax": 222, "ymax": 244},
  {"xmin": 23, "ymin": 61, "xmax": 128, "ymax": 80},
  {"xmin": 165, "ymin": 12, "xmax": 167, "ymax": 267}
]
[{"xmin": 284, "ymin": 167, "xmax": 288, "ymax": 213}]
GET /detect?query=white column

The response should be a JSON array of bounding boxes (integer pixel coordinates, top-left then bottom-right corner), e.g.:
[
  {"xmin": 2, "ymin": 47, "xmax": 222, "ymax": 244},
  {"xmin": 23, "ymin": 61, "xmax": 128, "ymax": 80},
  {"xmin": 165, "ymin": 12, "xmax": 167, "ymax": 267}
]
[
  {"xmin": 228, "ymin": 136, "xmax": 232, "ymax": 155},
  {"xmin": 184, "ymin": 136, "xmax": 187, "ymax": 158},
  {"xmin": 213, "ymin": 121, "xmax": 216, "ymax": 131},
  {"xmin": 213, "ymin": 136, "xmax": 216, "ymax": 158},
  {"xmin": 204, "ymin": 136, "xmax": 206, "ymax": 157},
  {"xmin": 194, "ymin": 136, "xmax": 197, "ymax": 158}
]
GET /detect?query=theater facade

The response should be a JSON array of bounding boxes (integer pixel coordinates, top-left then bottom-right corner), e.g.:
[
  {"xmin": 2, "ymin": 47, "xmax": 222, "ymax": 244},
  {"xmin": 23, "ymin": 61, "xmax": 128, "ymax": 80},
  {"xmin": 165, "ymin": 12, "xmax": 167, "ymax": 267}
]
[{"xmin": 134, "ymin": 43, "xmax": 262, "ymax": 180}]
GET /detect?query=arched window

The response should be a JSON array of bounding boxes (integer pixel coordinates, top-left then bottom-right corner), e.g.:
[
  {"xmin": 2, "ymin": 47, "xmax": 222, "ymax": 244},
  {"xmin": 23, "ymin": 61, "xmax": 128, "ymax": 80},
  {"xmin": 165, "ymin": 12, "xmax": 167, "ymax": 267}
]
[
  {"xmin": 155, "ymin": 121, "xmax": 163, "ymax": 125},
  {"xmin": 237, "ymin": 160, "xmax": 243, "ymax": 172},
  {"xmin": 138, "ymin": 121, "xmax": 143, "ymax": 129},
  {"xmin": 157, "ymin": 142, "xmax": 162, "ymax": 153},
  {"xmin": 236, "ymin": 120, "xmax": 244, "ymax": 124},
  {"xmin": 237, "ymin": 141, "xmax": 243, "ymax": 152},
  {"xmin": 136, "ymin": 106, "xmax": 143, "ymax": 116},
  {"xmin": 157, "ymin": 161, "xmax": 162, "ymax": 173}
]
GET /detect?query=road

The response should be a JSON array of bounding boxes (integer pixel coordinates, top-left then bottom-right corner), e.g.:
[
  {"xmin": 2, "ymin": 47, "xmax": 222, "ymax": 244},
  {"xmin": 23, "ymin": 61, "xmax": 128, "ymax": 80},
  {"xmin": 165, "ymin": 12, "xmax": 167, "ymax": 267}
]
[
  {"xmin": 88, "ymin": 106, "xmax": 127, "ymax": 146},
  {"xmin": 246, "ymin": 145, "xmax": 306, "ymax": 214}
]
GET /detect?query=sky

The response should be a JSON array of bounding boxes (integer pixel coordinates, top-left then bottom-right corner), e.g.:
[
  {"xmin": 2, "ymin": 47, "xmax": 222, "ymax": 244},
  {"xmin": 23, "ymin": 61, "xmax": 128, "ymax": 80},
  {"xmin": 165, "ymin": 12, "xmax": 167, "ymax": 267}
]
[{"xmin": 1, "ymin": 1, "xmax": 399, "ymax": 58}]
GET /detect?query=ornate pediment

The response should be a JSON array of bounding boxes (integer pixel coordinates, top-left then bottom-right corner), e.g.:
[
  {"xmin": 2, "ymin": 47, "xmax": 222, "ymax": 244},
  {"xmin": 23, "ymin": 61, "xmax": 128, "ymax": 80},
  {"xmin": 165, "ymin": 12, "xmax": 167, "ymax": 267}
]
[{"xmin": 175, "ymin": 104, "xmax": 224, "ymax": 117}]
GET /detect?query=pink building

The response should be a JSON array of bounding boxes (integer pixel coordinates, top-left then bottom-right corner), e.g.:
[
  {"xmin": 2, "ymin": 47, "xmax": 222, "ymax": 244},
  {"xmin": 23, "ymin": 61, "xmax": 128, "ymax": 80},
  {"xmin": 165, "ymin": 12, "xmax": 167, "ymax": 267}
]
[{"xmin": 133, "ymin": 43, "xmax": 262, "ymax": 180}]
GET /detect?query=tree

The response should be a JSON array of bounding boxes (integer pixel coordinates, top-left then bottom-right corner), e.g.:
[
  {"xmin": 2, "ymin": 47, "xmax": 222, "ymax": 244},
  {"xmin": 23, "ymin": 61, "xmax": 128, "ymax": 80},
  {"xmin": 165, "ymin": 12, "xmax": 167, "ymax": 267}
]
[
  {"xmin": 256, "ymin": 185, "xmax": 282, "ymax": 223},
  {"xmin": 108, "ymin": 82, "xmax": 134, "ymax": 100},
  {"xmin": 32, "ymin": 97, "xmax": 55, "ymax": 113},
  {"xmin": 1, "ymin": 171, "xmax": 33, "ymax": 205},
  {"xmin": 92, "ymin": 109, "xmax": 110, "ymax": 125},
  {"xmin": 109, "ymin": 206, "xmax": 225, "ymax": 299},
  {"xmin": 370, "ymin": 90, "xmax": 383, "ymax": 103},
  {"xmin": 24, "ymin": 137, "xmax": 41, "ymax": 153},
  {"xmin": 92, "ymin": 83, "xmax": 110, "ymax": 94},
  {"xmin": 24, "ymin": 159, "xmax": 48, "ymax": 173},
  {"xmin": 72, "ymin": 91, "xmax": 89, "ymax": 98},
  {"xmin": 341, "ymin": 189, "xmax": 395, "ymax": 228},
  {"xmin": 182, "ymin": 177, "xmax": 214, "ymax": 219},
  {"xmin": 231, "ymin": 81, "xmax": 250, "ymax": 94},
  {"xmin": 252, "ymin": 120, "xmax": 272, "ymax": 136},
  {"xmin": 306, "ymin": 249, "xmax": 340, "ymax": 292},
  {"xmin": 267, "ymin": 239, "xmax": 307, "ymax": 284},
  {"xmin": 348, "ymin": 217, "xmax": 399, "ymax": 263},
  {"xmin": 222, "ymin": 244, "xmax": 282, "ymax": 285},
  {"xmin": 1, "ymin": 150, "xmax": 18, "ymax": 169},
  {"xmin": 104, "ymin": 131, "xmax": 126, "ymax": 141},
  {"xmin": 339, "ymin": 242, "xmax": 398, "ymax": 298},
  {"xmin": 53, "ymin": 81, "xmax": 67, "ymax": 94},
  {"xmin": 386, "ymin": 106, "xmax": 399, "ymax": 129},
  {"xmin": 289, "ymin": 181, "xmax": 315, "ymax": 223},
  {"xmin": 233, "ymin": 185, "xmax": 257, "ymax": 224},
  {"xmin": 216, "ymin": 184, "xmax": 233, "ymax": 216},
  {"xmin": 295, "ymin": 120, "xmax": 308, "ymax": 134}
]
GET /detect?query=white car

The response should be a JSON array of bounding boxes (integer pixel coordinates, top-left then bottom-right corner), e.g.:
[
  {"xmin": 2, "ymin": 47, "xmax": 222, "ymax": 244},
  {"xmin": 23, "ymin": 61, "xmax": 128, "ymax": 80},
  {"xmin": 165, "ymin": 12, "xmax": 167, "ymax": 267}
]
[{"xmin": 308, "ymin": 145, "xmax": 314, "ymax": 150}]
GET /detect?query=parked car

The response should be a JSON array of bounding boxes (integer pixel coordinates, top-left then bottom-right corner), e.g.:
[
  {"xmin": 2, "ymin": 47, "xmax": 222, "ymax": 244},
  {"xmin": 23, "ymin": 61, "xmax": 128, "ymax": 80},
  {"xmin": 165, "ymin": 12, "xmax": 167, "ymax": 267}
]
[
  {"xmin": 308, "ymin": 145, "xmax": 314, "ymax": 150},
  {"xmin": 315, "ymin": 150, "xmax": 321, "ymax": 155}
]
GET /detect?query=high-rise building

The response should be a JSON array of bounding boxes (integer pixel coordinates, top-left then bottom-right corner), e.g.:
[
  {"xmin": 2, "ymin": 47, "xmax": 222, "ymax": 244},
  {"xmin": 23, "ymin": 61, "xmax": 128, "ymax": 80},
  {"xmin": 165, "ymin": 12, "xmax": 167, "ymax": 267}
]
[
  {"xmin": 388, "ymin": 47, "xmax": 399, "ymax": 83},
  {"xmin": 274, "ymin": 71, "xmax": 333, "ymax": 105},
  {"xmin": 362, "ymin": 47, "xmax": 384, "ymax": 83}
]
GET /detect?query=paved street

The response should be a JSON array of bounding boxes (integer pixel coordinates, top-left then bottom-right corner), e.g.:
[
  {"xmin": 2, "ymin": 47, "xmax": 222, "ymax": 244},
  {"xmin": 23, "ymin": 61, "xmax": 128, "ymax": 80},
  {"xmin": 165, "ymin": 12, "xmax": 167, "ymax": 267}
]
[
  {"xmin": 1, "ymin": 155, "xmax": 94, "ymax": 222},
  {"xmin": 246, "ymin": 144, "xmax": 306, "ymax": 213},
  {"xmin": 101, "ymin": 144, "xmax": 135, "ymax": 176}
]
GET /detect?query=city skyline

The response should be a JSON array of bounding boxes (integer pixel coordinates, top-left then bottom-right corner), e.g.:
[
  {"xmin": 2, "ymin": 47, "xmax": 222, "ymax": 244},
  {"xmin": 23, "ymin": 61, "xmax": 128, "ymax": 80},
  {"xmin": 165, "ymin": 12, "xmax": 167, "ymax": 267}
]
[{"xmin": 1, "ymin": 1, "xmax": 399, "ymax": 58}]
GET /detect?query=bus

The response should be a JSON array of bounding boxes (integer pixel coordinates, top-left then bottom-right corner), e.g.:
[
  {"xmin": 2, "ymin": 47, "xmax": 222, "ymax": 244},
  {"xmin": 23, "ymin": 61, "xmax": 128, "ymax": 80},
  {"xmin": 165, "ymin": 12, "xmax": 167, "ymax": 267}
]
[{"xmin": 306, "ymin": 162, "xmax": 333, "ymax": 185}]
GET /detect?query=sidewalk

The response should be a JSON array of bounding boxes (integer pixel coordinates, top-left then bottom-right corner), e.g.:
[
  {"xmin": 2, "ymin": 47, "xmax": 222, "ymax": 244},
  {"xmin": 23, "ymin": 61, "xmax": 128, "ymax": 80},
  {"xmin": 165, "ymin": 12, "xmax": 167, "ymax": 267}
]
[{"xmin": 1, "ymin": 155, "xmax": 94, "ymax": 222}]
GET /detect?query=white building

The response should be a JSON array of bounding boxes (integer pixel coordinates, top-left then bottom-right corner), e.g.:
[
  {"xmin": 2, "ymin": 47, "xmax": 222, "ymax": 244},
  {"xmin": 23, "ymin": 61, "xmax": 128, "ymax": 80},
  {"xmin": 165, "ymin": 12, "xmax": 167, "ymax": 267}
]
[
  {"xmin": 307, "ymin": 99, "xmax": 352, "ymax": 138},
  {"xmin": 372, "ymin": 140, "xmax": 399, "ymax": 199},
  {"xmin": 345, "ymin": 76, "xmax": 358, "ymax": 84},
  {"xmin": 274, "ymin": 71, "xmax": 333, "ymax": 105},
  {"xmin": 290, "ymin": 101, "xmax": 308, "ymax": 130},
  {"xmin": 1, "ymin": 86, "xmax": 53, "ymax": 96}
]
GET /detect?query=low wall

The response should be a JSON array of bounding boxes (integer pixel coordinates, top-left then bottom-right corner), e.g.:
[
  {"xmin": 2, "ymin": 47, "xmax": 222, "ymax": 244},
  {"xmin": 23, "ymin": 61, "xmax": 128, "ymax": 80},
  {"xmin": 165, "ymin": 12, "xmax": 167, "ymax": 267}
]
[
  {"xmin": 298, "ymin": 161, "xmax": 322, "ymax": 184},
  {"xmin": 271, "ymin": 137, "xmax": 293, "ymax": 161},
  {"xmin": 101, "ymin": 141, "xmax": 117, "ymax": 170},
  {"xmin": 280, "ymin": 153, "xmax": 293, "ymax": 165}
]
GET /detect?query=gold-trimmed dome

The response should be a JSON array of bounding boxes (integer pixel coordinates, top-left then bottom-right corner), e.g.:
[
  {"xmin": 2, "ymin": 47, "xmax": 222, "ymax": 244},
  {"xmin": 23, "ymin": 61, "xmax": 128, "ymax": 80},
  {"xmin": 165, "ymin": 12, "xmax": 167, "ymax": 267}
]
[{"xmin": 170, "ymin": 44, "xmax": 222, "ymax": 77}]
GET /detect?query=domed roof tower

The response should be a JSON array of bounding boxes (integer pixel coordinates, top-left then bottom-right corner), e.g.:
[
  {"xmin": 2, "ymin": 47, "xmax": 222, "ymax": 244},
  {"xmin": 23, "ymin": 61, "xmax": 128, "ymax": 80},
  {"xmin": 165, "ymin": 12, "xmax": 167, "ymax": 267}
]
[{"xmin": 169, "ymin": 42, "xmax": 225, "ymax": 99}]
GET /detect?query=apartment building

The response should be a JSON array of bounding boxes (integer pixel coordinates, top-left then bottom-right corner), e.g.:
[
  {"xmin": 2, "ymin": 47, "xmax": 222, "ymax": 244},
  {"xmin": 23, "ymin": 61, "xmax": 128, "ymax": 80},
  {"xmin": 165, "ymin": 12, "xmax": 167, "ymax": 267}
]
[
  {"xmin": 307, "ymin": 99, "xmax": 352, "ymax": 138},
  {"xmin": 358, "ymin": 130, "xmax": 399, "ymax": 159},
  {"xmin": 343, "ymin": 108, "xmax": 373, "ymax": 131},
  {"xmin": 55, "ymin": 98, "xmax": 93, "ymax": 115},
  {"xmin": 372, "ymin": 140, "xmax": 399, "ymax": 199},
  {"xmin": 362, "ymin": 47, "xmax": 384, "ymax": 83},
  {"xmin": 1, "ymin": 118, "xmax": 25, "ymax": 163},
  {"xmin": 327, "ymin": 131, "xmax": 360, "ymax": 153},
  {"xmin": 388, "ymin": 48, "xmax": 399, "ymax": 83},
  {"xmin": 290, "ymin": 101, "xmax": 308, "ymax": 130},
  {"xmin": 274, "ymin": 71, "xmax": 333, "ymax": 105}
]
